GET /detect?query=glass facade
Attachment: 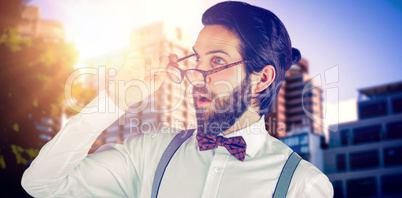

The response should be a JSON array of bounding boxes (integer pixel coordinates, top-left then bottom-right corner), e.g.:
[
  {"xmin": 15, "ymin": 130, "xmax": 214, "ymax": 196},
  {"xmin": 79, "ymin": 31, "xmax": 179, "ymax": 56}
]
[{"xmin": 280, "ymin": 134, "xmax": 309, "ymax": 156}]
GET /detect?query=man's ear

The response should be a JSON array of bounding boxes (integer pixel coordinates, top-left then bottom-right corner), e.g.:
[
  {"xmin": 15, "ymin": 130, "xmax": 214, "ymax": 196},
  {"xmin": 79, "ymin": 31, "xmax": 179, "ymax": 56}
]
[{"xmin": 253, "ymin": 65, "xmax": 276, "ymax": 93}]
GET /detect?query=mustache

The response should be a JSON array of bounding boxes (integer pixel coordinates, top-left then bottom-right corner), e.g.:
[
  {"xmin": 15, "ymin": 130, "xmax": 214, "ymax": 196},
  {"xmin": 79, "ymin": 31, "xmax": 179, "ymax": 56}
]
[
  {"xmin": 192, "ymin": 86, "xmax": 216, "ymax": 98},
  {"xmin": 192, "ymin": 86, "xmax": 208, "ymax": 94}
]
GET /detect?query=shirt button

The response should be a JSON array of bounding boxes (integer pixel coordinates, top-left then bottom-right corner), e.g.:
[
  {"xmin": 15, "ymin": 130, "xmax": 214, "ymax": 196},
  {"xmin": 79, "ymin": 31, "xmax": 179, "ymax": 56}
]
[{"xmin": 214, "ymin": 167, "xmax": 222, "ymax": 173}]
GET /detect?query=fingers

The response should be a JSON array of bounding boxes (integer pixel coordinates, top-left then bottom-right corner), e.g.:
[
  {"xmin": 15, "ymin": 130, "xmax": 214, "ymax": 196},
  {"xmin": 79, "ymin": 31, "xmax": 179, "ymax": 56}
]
[
  {"xmin": 169, "ymin": 54, "xmax": 178, "ymax": 63},
  {"xmin": 168, "ymin": 54, "xmax": 179, "ymax": 67}
]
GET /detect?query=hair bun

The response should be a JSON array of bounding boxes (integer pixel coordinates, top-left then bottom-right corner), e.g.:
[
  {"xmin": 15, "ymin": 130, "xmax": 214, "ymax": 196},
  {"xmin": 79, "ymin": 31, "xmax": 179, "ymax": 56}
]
[{"xmin": 291, "ymin": 48, "xmax": 301, "ymax": 65}]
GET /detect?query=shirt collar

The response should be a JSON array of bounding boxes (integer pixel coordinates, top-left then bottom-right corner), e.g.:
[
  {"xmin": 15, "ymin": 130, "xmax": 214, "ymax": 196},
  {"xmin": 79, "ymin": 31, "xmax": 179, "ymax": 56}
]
[{"xmin": 220, "ymin": 116, "xmax": 268, "ymax": 158}]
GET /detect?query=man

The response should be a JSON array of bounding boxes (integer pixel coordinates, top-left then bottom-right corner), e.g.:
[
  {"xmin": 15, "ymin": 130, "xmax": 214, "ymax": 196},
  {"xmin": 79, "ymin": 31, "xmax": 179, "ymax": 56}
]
[{"xmin": 22, "ymin": 1, "xmax": 333, "ymax": 197}]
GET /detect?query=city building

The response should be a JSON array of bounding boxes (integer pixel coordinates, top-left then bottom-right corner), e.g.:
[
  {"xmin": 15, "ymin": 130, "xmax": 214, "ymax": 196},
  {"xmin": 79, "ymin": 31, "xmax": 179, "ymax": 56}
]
[
  {"xmin": 18, "ymin": 5, "xmax": 65, "ymax": 40},
  {"xmin": 266, "ymin": 58, "xmax": 324, "ymax": 138},
  {"xmin": 264, "ymin": 58, "xmax": 326, "ymax": 170},
  {"xmin": 84, "ymin": 21, "xmax": 196, "ymax": 151},
  {"xmin": 279, "ymin": 126, "xmax": 326, "ymax": 171},
  {"xmin": 324, "ymin": 81, "xmax": 402, "ymax": 198}
]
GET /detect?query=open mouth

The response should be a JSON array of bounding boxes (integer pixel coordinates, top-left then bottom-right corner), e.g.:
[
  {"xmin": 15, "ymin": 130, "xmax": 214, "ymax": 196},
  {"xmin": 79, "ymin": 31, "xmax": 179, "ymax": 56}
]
[{"xmin": 197, "ymin": 94, "xmax": 211, "ymax": 105}]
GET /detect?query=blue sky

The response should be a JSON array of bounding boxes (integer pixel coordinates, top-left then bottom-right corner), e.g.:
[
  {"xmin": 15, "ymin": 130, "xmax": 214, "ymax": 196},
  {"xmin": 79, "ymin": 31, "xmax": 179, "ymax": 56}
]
[{"xmin": 28, "ymin": 0, "xmax": 402, "ymax": 124}]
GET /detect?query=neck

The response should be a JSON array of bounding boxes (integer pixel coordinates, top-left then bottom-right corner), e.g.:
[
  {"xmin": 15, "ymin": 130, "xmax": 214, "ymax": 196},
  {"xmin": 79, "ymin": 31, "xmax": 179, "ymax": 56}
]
[{"xmin": 221, "ymin": 110, "xmax": 261, "ymax": 135}]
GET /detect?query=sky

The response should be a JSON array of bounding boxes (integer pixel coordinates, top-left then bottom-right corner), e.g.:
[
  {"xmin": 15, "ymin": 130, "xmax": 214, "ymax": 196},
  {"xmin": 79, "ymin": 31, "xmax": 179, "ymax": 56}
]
[{"xmin": 27, "ymin": 0, "xmax": 402, "ymax": 127}]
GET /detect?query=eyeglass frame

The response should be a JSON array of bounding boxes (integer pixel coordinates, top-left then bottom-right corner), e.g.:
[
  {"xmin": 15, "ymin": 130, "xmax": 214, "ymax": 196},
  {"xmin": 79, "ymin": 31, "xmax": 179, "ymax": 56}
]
[{"xmin": 166, "ymin": 53, "xmax": 247, "ymax": 87}]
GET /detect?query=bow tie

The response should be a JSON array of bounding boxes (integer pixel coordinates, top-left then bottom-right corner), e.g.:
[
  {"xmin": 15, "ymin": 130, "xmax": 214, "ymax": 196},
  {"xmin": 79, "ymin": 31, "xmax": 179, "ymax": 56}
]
[{"xmin": 196, "ymin": 130, "xmax": 247, "ymax": 162}]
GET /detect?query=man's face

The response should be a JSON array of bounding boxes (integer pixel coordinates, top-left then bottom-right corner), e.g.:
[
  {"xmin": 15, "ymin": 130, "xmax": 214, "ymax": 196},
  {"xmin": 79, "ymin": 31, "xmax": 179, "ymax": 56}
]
[{"xmin": 191, "ymin": 25, "xmax": 251, "ymax": 135}]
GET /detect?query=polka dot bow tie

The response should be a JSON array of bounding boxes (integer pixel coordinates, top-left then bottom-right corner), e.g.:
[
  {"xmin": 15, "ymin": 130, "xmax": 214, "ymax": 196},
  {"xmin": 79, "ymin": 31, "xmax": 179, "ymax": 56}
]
[{"xmin": 196, "ymin": 130, "xmax": 247, "ymax": 162}]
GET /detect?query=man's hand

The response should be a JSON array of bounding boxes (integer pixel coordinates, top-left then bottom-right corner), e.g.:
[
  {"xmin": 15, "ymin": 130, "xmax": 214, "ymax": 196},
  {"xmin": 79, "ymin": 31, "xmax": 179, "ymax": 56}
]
[{"xmin": 107, "ymin": 54, "xmax": 178, "ymax": 111}]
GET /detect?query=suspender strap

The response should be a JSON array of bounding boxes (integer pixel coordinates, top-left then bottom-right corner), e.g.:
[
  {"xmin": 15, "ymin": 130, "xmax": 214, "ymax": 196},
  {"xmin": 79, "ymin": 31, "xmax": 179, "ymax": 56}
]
[
  {"xmin": 273, "ymin": 152, "xmax": 302, "ymax": 198},
  {"xmin": 151, "ymin": 129, "xmax": 195, "ymax": 198}
]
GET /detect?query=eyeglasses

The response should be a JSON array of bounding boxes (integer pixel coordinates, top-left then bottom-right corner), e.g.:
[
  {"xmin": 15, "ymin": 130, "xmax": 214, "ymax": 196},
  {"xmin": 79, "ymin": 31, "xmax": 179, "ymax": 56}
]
[{"xmin": 166, "ymin": 54, "xmax": 246, "ymax": 88}]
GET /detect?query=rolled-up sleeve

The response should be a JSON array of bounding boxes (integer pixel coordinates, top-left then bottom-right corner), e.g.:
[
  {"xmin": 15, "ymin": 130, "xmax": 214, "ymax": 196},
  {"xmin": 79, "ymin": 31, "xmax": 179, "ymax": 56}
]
[{"xmin": 302, "ymin": 172, "xmax": 334, "ymax": 198}]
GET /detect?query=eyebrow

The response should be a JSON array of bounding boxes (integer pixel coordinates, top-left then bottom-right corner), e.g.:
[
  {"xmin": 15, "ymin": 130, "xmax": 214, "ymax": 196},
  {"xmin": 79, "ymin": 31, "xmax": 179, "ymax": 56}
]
[{"xmin": 192, "ymin": 46, "xmax": 231, "ymax": 57}]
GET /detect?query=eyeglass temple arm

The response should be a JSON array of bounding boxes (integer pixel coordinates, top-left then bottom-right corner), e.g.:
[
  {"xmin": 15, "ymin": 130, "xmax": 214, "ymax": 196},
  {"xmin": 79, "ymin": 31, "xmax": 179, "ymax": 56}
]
[
  {"xmin": 177, "ymin": 54, "xmax": 195, "ymax": 63},
  {"xmin": 167, "ymin": 54, "xmax": 195, "ymax": 67}
]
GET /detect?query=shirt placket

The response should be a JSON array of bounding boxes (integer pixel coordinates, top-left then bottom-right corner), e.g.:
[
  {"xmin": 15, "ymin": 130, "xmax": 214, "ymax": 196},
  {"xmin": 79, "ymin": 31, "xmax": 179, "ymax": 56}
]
[{"xmin": 201, "ymin": 147, "xmax": 230, "ymax": 198}]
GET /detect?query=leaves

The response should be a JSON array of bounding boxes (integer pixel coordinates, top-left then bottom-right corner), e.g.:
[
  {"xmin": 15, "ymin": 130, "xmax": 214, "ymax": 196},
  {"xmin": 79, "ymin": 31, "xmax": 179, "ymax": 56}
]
[
  {"xmin": 12, "ymin": 123, "xmax": 19, "ymax": 132},
  {"xmin": 0, "ymin": 27, "xmax": 31, "ymax": 52},
  {"xmin": 0, "ymin": 155, "xmax": 5, "ymax": 169}
]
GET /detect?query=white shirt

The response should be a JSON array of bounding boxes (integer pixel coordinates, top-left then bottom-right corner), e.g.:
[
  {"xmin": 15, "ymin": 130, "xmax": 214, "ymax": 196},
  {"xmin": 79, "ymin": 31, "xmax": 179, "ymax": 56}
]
[{"xmin": 22, "ymin": 93, "xmax": 333, "ymax": 197}]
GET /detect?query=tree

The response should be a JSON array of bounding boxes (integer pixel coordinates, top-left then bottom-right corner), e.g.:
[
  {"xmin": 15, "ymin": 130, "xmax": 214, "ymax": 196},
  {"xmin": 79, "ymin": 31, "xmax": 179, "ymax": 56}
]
[{"xmin": 0, "ymin": 1, "xmax": 80, "ymax": 196}]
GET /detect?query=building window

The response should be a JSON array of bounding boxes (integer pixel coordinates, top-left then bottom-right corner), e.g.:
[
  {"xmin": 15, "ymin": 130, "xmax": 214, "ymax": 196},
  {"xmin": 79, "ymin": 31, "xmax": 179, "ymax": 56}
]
[
  {"xmin": 391, "ymin": 95, "xmax": 402, "ymax": 114},
  {"xmin": 286, "ymin": 110, "xmax": 305, "ymax": 117},
  {"xmin": 300, "ymin": 134, "xmax": 309, "ymax": 145},
  {"xmin": 286, "ymin": 77, "xmax": 302, "ymax": 84},
  {"xmin": 347, "ymin": 177, "xmax": 377, "ymax": 197},
  {"xmin": 340, "ymin": 129, "xmax": 349, "ymax": 146},
  {"xmin": 300, "ymin": 145, "xmax": 309, "ymax": 154},
  {"xmin": 349, "ymin": 150, "xmax": 379, "ymax": 170},
  {"xmin": 358, "ymin": 100, "xmax": 388, "ymax": 119},
  {"xmin": 306, "ymin": 92, "xmax": 316, "ymax": 97},
  {"xmin": 383, "ymin": 146, "xmax": 402, "ymax": 167},
  {"xmin": 352, "ymin": 124, "xmax": 381, "ymax": 145},
  {"xmin": 286, "ymin": 103, "xmax": 302, "ymax": 109},
  {"xmin": 332, "ymin": 180, "xmax": 344, "ymax": 198},
  {"xmin": 286, "ymin": 85, "xmax": 304, "ymax": 92},
  {"xmin": 385, "ymin": 120, "xmax": 402, "ymax": 140},
  {"xmin": 381, "ymin": 174, "xmax": 402, "ymax": 196},
  {"xmin": 286, "ymin": 94, "xmax": 302, "ymax": 101},
  {"xmin": 336, "ymin": 154, "xmax": 346, "ymax": 172},
  {"xmin": 282, "ymin": 136, "xmax": 299, "ymax": 147}
]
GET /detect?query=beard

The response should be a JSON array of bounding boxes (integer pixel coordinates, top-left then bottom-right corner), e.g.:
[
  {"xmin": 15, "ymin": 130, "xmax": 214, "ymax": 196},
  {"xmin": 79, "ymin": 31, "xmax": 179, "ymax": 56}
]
[{"xmin": 193, "ymin": 77, "xmax": 252, "ymax": 135}]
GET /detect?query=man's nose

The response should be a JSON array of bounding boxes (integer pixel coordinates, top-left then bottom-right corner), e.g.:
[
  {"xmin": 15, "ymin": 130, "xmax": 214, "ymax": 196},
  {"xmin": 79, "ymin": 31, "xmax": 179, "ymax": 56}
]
[{"xmin": 193, "ymin": 62, "xmax": 212, "ymax": 84}]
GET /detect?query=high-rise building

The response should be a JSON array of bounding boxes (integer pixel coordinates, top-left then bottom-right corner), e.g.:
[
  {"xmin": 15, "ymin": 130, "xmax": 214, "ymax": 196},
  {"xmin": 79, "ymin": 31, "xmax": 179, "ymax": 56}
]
[
  {"xmin": 324, "ymin": 81, "xmax": 402, "ymax": 198},
  {"xmin": 265, "ymin": 58, "xmax": 325, "ymax": 170},
  {"xmin": 85, "ymin": 21, "xmax": 196, "ymax": 151},
  {"xmin": 266, "ymin": 58, "xmax": 324, "ymax": 137},
  {"xmin": 18, "ymin": 6, "xmax": 65, "ymax": 40}
]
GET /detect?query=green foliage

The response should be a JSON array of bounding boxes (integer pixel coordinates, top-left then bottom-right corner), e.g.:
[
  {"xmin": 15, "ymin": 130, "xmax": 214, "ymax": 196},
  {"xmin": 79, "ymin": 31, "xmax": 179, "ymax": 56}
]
[{"xmin": 0, "ymin": 1, "xmax": 82, "ymax": 195}]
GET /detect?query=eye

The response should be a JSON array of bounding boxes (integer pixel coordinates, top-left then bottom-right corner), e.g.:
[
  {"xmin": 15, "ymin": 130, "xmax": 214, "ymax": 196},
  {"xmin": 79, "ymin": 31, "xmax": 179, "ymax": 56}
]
[{"xmin": 212, "ymin": 57, "xmax": 226, "ymax": 66}]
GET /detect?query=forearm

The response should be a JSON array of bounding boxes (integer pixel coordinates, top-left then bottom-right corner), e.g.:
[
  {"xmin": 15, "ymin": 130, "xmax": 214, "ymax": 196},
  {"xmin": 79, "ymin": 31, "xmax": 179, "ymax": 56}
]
[{"xmin": 21, "ymin": 91, "xmax": 125, "ymax": 196}]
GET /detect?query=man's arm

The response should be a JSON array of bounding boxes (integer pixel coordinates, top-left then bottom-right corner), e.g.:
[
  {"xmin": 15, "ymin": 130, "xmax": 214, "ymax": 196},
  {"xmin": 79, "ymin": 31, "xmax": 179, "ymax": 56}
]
[
  {"xmin": 21, "ymin": 55, "xmax": 171, "ymax": 196},
  {"xmin": 21, "ymin": 93, "xmax": 130, "ymax": 196}
]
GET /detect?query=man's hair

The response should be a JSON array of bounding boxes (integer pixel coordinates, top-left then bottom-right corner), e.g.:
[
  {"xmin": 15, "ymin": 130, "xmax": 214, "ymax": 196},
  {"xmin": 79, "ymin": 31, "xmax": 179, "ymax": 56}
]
[{"xmin": 202, "ymin": 1, "xmax": 301, "ymax": 116}]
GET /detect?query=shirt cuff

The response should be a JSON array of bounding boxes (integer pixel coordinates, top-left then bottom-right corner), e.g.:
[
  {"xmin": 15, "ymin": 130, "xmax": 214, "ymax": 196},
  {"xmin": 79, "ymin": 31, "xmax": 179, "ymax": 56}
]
[{"xmin": 80, "ymin": 90, "xmax": 126, "ymax": 132}]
